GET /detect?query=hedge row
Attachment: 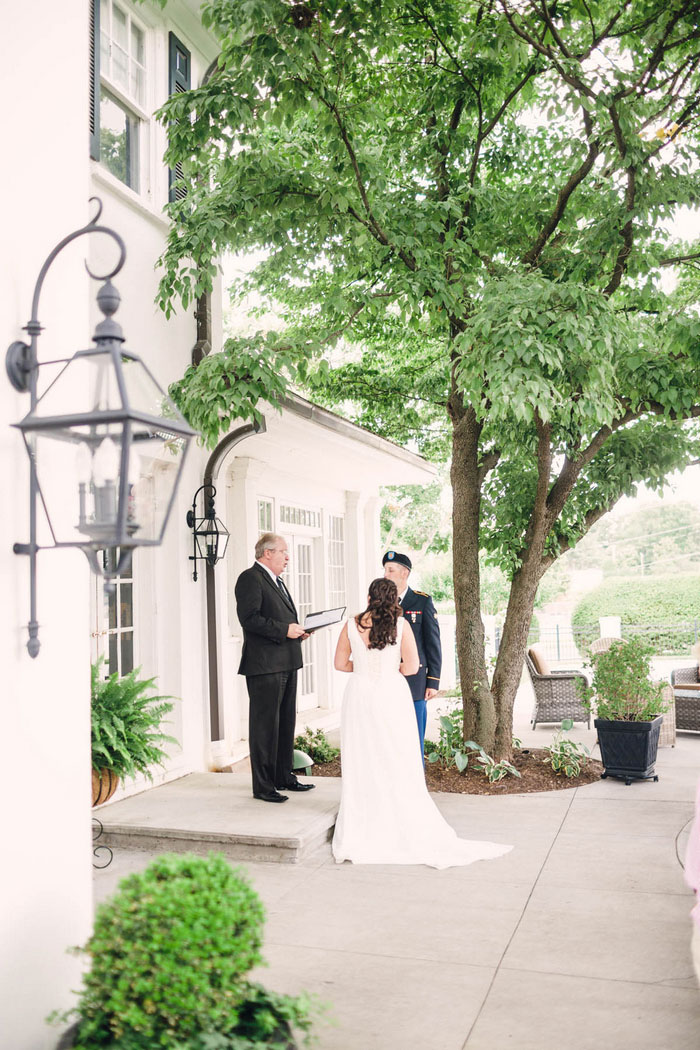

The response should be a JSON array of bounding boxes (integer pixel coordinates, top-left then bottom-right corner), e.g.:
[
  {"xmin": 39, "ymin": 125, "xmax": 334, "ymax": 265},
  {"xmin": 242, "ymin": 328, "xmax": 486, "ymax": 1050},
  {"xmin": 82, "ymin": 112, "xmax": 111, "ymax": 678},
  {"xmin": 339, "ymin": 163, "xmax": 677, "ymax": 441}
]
[{"xmin": 572, "ymin": 575, "xmax": 700, "ymax": 654}]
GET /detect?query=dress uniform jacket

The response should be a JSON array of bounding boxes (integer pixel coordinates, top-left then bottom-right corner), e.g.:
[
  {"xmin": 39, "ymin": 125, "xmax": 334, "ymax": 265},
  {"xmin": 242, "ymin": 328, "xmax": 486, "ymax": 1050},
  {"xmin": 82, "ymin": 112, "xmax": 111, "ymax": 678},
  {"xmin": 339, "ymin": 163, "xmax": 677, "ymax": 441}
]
[{"xmin": 400, "ymin": 587, "xmax": 442, "ymax": 701}]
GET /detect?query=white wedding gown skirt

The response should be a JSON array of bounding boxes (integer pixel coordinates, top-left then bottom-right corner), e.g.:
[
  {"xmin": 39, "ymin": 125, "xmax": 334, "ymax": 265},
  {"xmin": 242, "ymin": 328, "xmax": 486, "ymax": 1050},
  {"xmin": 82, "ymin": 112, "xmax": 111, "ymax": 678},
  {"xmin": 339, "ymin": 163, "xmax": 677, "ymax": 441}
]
[{"xmin": 332, "ymin": 618, "xmax": 512, "ymax": 869}]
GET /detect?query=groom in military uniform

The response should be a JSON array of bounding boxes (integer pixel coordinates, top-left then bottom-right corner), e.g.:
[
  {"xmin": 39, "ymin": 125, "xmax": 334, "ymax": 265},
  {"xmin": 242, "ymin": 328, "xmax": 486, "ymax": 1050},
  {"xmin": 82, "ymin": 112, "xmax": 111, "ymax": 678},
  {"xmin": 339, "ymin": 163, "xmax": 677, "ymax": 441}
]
[{"xmin": 383, "ymin": 550, "xmax": 442, "ymax": 758}]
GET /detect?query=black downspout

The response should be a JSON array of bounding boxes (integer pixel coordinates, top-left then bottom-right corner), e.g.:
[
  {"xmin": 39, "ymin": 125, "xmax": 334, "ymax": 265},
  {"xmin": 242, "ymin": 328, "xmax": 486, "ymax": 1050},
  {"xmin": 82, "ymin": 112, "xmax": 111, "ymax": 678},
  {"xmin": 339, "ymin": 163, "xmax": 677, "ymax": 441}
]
[{"xmin": 202, "ymin": 420, "xmax": 265, "ymax": 741}]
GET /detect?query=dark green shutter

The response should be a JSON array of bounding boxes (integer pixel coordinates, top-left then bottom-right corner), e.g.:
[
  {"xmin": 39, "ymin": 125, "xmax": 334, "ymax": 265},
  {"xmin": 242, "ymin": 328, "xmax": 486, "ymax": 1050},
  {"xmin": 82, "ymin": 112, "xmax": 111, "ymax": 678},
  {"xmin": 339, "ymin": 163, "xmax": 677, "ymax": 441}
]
[
  {"xmin": 168, "ymin": 32, "xmax": 191, "ymax": 203},
  {"xmin": 89, "ymin": 0, "xmax": 100, "ymax": 160}
]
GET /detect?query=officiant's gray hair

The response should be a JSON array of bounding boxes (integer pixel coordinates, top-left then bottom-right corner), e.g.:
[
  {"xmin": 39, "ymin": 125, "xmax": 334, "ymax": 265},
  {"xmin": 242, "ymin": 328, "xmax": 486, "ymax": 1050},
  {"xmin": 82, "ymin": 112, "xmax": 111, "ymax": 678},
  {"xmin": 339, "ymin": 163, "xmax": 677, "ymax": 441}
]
[{"xmin": 255, "ymin": 533, "xmax": 284, "ymax": 559}]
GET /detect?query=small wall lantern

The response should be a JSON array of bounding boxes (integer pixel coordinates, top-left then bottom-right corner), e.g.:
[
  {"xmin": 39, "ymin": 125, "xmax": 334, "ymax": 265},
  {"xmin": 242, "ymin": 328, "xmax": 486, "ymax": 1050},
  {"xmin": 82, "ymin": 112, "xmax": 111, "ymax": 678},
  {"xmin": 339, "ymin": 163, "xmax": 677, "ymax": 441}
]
[
  {"xmin": 6, "ymin": 199, "xmax": 196, "ymax": 657},
  {"xmin": 186, "ymin": 483, "xmax": 229, "ymax": 581}
]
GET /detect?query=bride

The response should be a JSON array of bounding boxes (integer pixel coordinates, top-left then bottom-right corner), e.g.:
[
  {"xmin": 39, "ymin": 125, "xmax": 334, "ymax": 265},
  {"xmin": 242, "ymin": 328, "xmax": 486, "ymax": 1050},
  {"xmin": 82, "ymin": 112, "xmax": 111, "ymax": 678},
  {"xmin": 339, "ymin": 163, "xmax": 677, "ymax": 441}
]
[{"xmin": 331, "ymin": 577, "xmax": 512, "ymax": 869}]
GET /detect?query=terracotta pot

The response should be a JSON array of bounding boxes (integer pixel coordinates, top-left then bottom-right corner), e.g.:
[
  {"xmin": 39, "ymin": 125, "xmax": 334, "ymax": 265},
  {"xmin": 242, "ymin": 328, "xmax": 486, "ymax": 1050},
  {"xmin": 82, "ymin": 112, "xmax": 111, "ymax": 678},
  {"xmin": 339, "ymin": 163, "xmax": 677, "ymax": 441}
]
[{"xmin": 92, "ymin": 768, "xmax": 119, "ymax": 807}]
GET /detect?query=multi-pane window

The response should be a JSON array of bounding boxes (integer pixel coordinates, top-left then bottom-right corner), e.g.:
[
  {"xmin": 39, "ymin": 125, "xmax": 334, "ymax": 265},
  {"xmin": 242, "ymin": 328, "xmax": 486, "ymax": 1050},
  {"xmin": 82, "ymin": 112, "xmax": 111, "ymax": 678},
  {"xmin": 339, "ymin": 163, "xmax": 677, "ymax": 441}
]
[
  {"xmin": 98, "ymin": 0, "xmax": 146, "ymax": 190},
  {"xmin": 280, "ymin": 504, "xmax": 320, "ymax": 528},
  {"xmin": 100, "ymin": 0, "xmax": 145, "ymax": 104},
  {"xmin": 102, "ymin": 548, "xmax": 134, "ymax": 677},
  {"xmin": 328, "ymin": 515, "xmax": 346, "ymax": 606},
  {"xmin": 258, "ymin": 499, "xmax": 273, "ymax": 533}
]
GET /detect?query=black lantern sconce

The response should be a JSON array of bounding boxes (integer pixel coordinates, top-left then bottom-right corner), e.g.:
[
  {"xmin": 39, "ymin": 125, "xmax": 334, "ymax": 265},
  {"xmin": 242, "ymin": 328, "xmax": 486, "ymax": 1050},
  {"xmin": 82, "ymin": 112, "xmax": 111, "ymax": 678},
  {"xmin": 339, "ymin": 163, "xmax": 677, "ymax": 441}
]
[
  {"xmin": 6, "ymin": 199, "xmax": 196, "ymax": 657},
  {"xmin": 186, "ymin": 483, "xmax": 230, "ymax": 581}
]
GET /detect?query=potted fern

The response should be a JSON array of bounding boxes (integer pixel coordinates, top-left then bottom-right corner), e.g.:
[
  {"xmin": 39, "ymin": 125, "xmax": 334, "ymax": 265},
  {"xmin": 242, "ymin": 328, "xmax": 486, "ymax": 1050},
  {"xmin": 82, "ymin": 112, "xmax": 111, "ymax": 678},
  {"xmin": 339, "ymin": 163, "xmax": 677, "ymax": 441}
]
[
  {"xmin": 91, "ymin": 662, "xmax": 177, "ymax": 806},
  {"xmin": 580, "ymin": 637, "xmax": 668, "ymax": 785}
]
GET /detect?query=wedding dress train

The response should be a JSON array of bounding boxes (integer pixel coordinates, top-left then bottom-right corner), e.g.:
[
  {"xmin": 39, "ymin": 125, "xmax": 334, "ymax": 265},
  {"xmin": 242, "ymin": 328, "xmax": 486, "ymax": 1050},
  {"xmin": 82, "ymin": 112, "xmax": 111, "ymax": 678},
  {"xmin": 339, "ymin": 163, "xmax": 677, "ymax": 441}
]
[{"xmin": 332, "ymin": 617, "xmax": 513, "ymax": 869}]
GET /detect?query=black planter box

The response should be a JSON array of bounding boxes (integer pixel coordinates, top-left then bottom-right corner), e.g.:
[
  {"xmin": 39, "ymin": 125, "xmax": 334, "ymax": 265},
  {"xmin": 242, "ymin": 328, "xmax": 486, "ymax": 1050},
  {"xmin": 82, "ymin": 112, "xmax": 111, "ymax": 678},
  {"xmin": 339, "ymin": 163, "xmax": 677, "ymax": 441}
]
[{"xmin": 594, "ymin": 714, "xmax": 663, "ymax": 782}]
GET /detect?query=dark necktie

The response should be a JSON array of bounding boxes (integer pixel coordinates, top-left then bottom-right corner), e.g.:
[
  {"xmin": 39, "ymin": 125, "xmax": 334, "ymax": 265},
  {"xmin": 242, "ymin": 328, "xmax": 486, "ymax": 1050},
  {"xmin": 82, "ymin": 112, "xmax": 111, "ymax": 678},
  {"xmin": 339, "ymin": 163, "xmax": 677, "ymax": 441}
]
[{"xmin": 277, "ymin": 576, "xmax": 290, "ymax": 602}]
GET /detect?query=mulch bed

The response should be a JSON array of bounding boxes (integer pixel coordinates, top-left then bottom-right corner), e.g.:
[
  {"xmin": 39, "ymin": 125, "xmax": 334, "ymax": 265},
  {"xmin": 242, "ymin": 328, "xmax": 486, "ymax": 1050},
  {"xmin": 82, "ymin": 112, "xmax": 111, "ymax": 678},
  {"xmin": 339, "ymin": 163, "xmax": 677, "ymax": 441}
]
[{"xmin": 309, "ymin": 748, "xmax": 604, "ymax": 795}]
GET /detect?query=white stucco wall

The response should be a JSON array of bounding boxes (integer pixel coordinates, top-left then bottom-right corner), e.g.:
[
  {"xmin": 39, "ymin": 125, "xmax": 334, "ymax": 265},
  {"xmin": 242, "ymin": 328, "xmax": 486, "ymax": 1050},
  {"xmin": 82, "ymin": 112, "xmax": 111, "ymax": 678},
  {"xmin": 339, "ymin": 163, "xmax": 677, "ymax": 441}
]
[
  {"xmin": 88, "ymin": 1, "xmax": 221, "ymax": 802},
  {"xmin": 0, "ymin": 4, "xmax": 94, "ymax": 1047},
  {"xmin": 0, "ymin": 2, "xmax": 223, "ymax": 1040}
]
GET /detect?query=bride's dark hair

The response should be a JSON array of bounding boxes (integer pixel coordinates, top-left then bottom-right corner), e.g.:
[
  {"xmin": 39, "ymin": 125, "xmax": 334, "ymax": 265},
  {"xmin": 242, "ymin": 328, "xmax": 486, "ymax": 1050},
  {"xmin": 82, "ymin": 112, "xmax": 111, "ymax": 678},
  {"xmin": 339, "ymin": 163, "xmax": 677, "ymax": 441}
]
[{"xmin": 355, "ymin": 577, "xmax": 402, "ymax": 650}]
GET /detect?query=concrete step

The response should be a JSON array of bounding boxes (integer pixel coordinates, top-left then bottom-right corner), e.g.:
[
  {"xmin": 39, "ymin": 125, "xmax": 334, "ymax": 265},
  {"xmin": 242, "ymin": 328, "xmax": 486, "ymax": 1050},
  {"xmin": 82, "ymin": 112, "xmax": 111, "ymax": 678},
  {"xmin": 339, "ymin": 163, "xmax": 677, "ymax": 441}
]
[{"xmin": 95, "ymin": 772, "xmax": 340, "ymax": 864}]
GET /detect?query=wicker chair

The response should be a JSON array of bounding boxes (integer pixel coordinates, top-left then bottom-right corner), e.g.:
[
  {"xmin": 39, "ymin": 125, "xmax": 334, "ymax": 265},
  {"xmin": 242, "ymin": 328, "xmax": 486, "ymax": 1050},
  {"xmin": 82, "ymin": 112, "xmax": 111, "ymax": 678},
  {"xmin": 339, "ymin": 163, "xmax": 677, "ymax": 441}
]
[
  {"xmin": 670, "ymin": 663, "xmax": 700, "ymax": 732},
  {"xmin": 657, "ymin": 684, "xmax": 676, "ymax": 747},
  {"xmin": 589, "ymin": 636, "xmax": 621, "ymax": 655},
  {"xmin": 526, "ymin": 647, "xmax": 591, "ymax": 728}
]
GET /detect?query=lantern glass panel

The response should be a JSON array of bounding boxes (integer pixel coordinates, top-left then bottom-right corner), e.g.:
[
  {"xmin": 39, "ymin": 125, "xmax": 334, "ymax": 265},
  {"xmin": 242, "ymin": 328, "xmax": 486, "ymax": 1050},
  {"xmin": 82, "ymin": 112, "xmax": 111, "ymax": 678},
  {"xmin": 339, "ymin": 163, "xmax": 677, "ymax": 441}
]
[
  {"xmin": 22, "ymin": 343, "xmax": 192, "ymax": 554},
  {"xmin": 32, "ymin": 348, "xmax": 187, "ymax": 423}
]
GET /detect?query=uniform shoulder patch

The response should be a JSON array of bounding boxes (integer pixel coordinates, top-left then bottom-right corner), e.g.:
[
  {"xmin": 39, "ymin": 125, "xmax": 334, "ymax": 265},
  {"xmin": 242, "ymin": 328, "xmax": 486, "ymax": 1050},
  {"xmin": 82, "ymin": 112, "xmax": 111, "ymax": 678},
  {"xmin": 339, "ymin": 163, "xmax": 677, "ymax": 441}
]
[{"xmin": 414, "ymin": 590, "xmax": 430, "ymax": 597}]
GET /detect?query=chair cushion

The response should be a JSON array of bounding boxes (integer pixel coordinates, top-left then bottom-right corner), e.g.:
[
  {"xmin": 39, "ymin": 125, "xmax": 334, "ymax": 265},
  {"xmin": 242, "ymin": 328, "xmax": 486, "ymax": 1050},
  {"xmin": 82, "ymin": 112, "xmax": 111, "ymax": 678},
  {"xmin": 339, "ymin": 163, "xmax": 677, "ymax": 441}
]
[
  {"xmin": 528, "ymin": 645, "xmax": 551, "ymax": 677},
  {"xmin": 674, "ymin": 682, "xmax": 700, "ymax": 692}
]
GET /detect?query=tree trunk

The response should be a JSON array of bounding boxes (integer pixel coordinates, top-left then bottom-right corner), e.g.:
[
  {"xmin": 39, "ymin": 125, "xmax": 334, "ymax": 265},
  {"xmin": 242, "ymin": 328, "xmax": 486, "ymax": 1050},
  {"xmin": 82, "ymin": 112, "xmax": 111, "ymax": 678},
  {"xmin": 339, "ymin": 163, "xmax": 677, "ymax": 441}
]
[
  {"xmin": 450, "ymin": 404, "xmax": 496, "ymax": 752},
  {"xmin": 490, "ymin": 555, "xmax": 544, "ymax": 759}
]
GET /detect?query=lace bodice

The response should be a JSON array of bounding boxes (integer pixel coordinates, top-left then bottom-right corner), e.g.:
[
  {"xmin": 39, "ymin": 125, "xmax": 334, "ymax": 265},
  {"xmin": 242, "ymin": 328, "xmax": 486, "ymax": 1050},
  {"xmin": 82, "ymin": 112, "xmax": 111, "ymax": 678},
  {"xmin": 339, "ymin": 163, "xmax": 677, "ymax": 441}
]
[{"xmin": 348, "ymin": 616, "xmax": 404, "ymax": 679}]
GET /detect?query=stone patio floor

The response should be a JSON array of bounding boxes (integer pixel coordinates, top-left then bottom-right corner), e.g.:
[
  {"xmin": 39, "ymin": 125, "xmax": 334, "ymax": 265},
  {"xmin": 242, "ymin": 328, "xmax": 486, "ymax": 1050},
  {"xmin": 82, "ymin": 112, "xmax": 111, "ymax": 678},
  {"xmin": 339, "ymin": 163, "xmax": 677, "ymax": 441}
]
[{"xmin": 94, "ymin": 728, "xmax": 700, "ymax": 1050}]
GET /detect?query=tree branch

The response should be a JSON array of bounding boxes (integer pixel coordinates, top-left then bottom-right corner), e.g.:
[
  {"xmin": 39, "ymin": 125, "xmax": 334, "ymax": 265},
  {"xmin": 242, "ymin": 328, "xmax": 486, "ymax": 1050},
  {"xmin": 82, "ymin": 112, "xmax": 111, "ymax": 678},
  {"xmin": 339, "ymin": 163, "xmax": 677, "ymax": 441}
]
[
  {"xmin": 660, "ymin": 251, "xmax": 700, "ymax": 267},
  {"xmin": 522, "ymin": 119, "xmax": 600, "ymax": 268}
]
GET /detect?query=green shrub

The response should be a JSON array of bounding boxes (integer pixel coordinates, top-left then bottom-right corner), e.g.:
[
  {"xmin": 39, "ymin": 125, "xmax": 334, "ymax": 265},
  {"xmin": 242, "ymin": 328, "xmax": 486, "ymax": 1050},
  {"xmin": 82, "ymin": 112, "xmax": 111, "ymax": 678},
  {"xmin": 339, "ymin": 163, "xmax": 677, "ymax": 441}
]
[
  {"xmin": 571, "ymin": 575, "xmax": 700, "ymax": 653},
  {"xmin": 294, "ymin": 727, "xmax": 339, "ymax": 765},
  {"xmin": 579, "ymin": 637, "xmax": 668, "ymax": 722},
  {"xmin": 91, "ymin": 662, "xmax": 177, "ymax": 779},
  {"xmin": 68, "ymin": 854, "xmax": 270, "ymax": 1049}
]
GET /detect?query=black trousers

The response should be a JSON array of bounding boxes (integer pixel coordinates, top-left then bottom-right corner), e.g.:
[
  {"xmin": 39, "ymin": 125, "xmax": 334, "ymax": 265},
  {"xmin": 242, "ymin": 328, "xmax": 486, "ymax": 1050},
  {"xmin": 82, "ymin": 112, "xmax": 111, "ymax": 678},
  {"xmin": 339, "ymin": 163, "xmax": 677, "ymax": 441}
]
[{"xmin": 246, "ymin": 670, "xmax": 298, "ymax": 796}]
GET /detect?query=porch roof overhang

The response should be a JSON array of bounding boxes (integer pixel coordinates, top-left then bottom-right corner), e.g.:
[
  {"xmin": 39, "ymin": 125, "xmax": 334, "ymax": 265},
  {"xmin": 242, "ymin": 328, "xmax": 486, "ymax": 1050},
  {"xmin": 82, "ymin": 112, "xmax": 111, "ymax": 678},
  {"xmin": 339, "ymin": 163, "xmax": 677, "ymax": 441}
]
[{"xmin": 252, "ymin": 391, "xmax": 438, "ymax": 489}]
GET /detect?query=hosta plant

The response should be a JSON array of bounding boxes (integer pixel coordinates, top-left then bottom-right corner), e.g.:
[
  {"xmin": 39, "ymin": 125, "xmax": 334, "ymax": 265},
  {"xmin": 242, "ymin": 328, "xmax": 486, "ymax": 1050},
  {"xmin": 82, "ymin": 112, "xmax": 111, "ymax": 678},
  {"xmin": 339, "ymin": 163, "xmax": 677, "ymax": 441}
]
[{"xmin": 543, "ymin": 720, "xmax": 590, "ymax": 778}]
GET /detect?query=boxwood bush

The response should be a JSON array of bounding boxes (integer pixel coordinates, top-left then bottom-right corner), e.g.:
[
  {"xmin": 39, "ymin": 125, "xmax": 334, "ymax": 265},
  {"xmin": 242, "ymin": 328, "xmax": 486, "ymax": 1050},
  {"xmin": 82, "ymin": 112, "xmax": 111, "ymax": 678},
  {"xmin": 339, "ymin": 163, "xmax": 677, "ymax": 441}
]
[
  {"xmin": 60, "ymin": 853, "xmax": 313, "ymax": 1049},
  {"xmin": 572, "ymin": 575, "xmax": 700, "ymax": 654}
]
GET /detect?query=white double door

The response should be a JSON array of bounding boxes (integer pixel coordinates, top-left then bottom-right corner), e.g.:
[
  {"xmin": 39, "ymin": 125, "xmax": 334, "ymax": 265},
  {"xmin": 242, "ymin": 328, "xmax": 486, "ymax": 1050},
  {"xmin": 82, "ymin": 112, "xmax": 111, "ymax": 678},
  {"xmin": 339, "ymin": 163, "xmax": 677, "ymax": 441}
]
[{"xmin": 285, "ymin": 535, "xmax": 318, "ymax": 712}]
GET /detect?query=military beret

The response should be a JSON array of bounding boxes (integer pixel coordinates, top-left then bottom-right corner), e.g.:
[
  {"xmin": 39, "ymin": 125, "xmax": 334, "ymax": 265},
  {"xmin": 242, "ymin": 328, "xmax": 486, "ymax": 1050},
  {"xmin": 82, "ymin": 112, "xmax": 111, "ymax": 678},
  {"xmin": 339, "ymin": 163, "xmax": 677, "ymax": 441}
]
[{"xmin": 382, "ymin": 550, "xmax": 412, "ymax": 570}]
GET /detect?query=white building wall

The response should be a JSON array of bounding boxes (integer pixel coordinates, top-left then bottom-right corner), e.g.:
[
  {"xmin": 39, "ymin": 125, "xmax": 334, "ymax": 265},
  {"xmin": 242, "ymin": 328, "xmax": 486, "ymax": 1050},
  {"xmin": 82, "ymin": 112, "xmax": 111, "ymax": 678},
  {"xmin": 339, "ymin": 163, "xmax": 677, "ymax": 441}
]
[
  {"xmin": 88, "ymin": 0, "xmax": 221, "ymax": 801},
  {"xmin": 0, "ymin": 4, "xmax": 94, "ymax": 1047}
]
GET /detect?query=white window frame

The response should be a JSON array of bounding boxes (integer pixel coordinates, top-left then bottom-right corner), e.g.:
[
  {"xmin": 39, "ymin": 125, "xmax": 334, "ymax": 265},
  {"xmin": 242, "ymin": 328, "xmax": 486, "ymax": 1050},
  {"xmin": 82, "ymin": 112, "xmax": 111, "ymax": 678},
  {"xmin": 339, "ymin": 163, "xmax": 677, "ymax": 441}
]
[
  {"xmin": 279, "ymin": 503, "xmax": 321, "ymax": 531},
  {"xmin": 92, "ymin": 548, "xmax": 136, "ymax": 679},
  {"xmin": 98, "ymin": 0, "xmax": 152, "ymax": 195},
  {"xmin": 257, "ymin": 497, "xmax": 274, "ymax": 534},
  {"xmin": 327, "ymin": 514, "xmax": 346, "ymax": 607}
]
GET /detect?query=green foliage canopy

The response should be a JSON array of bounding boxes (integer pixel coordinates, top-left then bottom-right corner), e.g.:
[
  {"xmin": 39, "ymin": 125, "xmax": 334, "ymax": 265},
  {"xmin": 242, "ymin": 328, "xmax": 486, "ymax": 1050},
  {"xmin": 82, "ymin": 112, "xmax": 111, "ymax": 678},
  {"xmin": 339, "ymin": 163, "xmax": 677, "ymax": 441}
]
[{"xmin": 158, "ymin": 0, "xmax": 700, "ymax": 582}]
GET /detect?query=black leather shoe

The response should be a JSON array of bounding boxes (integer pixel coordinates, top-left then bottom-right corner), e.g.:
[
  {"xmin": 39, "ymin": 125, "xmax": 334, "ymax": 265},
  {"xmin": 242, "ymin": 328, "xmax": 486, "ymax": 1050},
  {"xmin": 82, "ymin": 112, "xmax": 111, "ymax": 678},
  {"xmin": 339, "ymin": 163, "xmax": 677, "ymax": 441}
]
[
  {"xmin": 254, "ymin": 791, "xmax": 288, "ymax": 803},
  {"xmin": 277, "ymin": 781, "xmax": 316, "ymax": 792}
]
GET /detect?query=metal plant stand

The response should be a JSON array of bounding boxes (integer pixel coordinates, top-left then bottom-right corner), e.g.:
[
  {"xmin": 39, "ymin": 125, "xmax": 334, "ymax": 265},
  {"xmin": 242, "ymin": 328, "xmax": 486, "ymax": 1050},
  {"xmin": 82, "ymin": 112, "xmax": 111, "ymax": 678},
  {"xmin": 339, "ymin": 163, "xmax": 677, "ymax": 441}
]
[{"xmin": 92, "ymin": 817, "xmax": 113, "ymax": 869}]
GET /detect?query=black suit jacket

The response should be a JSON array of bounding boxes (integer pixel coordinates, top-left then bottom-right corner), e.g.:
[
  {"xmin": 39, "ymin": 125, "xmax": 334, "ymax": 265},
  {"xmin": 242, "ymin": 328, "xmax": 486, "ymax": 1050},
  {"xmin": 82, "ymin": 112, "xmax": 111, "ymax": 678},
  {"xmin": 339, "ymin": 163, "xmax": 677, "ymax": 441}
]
[{"xmin": 235, "ymin": 562, "xmax": 304, "ymax": 676}]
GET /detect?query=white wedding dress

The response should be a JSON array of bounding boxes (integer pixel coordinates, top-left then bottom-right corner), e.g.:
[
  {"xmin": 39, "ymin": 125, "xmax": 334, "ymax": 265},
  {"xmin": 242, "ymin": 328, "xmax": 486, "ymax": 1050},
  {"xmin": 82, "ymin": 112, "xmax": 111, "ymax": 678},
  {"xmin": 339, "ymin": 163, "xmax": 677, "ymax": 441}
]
[{"xmin": 332, "ymin": 617, "xmax": 513, "ymax": 868}]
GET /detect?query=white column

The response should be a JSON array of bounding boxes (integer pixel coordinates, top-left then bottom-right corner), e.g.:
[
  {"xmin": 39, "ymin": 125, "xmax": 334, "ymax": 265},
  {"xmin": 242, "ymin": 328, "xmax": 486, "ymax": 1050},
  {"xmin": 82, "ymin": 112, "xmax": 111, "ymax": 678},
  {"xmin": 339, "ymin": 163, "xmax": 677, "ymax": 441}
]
[
  {"xmin": 438, "ymin": 614, "xmax": 457, "ymax": 689},
  {"xmin": 363, "ymin": 495, "xmax": 382, "ymax": 586},
  {"xmin": 344, "ymin": 491, "xmax": 365, "ymax": 616},
  {"xmin": 1, "ymin": 4, "xmax": 93, "ymax": 1046},
  {"xmin": 599, "ymin": 616, "xmax": 622, "ymax": 639}
]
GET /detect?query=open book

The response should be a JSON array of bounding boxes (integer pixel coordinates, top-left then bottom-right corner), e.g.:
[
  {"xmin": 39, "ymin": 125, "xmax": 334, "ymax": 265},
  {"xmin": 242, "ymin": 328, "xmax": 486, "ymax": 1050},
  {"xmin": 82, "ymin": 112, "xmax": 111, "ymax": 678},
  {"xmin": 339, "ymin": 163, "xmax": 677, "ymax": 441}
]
[{"xmin": 303, "ymin": 606, "xmax": 346, "ymax": 632}]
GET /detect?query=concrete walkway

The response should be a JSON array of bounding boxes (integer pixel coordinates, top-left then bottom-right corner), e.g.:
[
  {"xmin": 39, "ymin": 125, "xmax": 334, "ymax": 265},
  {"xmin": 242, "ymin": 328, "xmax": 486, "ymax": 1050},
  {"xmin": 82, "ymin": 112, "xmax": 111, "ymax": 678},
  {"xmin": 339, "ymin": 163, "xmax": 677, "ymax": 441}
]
[{"xmin": 94, "ymin": 736, "xmax": 700, "ymax": 1050}]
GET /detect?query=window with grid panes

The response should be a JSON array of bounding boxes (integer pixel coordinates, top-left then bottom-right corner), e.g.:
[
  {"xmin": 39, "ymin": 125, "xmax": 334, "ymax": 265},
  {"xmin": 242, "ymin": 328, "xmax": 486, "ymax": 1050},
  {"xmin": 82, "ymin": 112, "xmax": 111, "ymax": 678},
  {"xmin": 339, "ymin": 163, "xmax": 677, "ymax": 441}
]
[
  {"xmin": 95, "ymin": 0, "xmax": 147, "ymax": 190},
  {"xmin": 257, "ymin": 499, "xmax": 273, "ymax": 533},
  {"xmin": 328, "ymin": 515, "xmax": 346, "ymax": 606},
  {"xmin": 280, "ymin": 504, "xmax": 320, "ymax": 528},
  {"xmin": 103, "ymin": 548, "xmax": 135, "ymax": 676}
]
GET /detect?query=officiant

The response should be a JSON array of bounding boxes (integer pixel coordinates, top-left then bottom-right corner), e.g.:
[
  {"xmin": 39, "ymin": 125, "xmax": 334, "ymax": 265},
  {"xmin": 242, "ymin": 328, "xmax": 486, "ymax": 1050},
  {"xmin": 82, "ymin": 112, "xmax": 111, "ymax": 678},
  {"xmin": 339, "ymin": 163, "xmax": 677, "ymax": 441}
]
[{"xmin": 235, "ymin": 533, "xmax": 316, "ymax": 803}]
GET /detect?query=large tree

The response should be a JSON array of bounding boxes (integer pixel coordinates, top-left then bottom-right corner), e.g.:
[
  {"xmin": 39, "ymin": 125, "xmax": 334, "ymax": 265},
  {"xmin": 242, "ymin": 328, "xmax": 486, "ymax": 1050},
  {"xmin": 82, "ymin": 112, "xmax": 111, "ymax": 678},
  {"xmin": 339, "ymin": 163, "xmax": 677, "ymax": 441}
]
[{"xmin": 159, "ymin": 0, "xmax": 700, "ymax": 756}]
